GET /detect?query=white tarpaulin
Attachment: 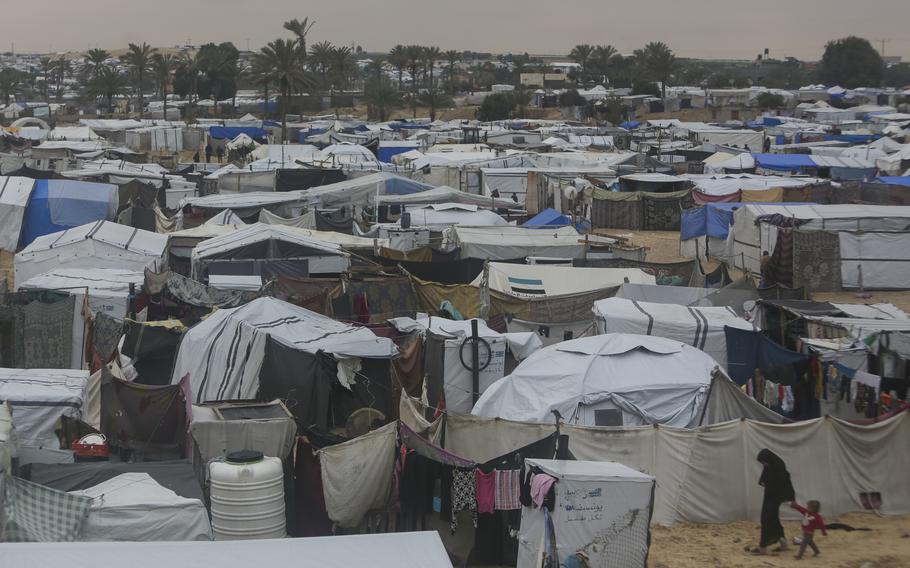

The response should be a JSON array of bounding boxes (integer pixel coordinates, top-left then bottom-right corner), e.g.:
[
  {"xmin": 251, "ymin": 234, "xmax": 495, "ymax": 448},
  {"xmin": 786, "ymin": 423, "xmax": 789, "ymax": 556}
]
[
  {"xmin": 171, "ymin": 297, "xmax": 397, "ymax": 402},
  {"xmin": 450, "ymin": 226, "xmax": 585, "ymax": 260},
  {"xmin": 258, "ymin": 208, "xmax": 316, "ymax": 229},
  {"xmin": 592, "ymin": 297, "xmax": 753, "ymax": 368},
  {"xmin": 472, "ymin": 334, "xmax": 778, "ymax": 427},
  {"xmin": 15, "ymin": 221, "xmax": 166, "ymax": 285},
  {"xmin": 517, "ymin": 459, "xmax": 654, "ymax": 568},
  {"xmin": 0, "ymin": 177, "xmax": 35, "ymax": 251},
  {"xmin": 377, "ymin": 185, "xmax": 517, "ymax": 209},
  {"xmin": 0, "ymin": 531, "xmax": 453, "ymax": 568},
  {"xmin": 318, "ymin": 422, "xmax": 397, "ymax": 528},
  {"xmin": 0, "ymin": 368, "xmax": 88, "ymax": 448},
  {"xmin": 839, "ymin": 232, "xmax": 910, "ymax": 290},
  {"xmin": 403, "ymin": 203, "xmax": 508, "ymax": 229},
  {"xmin": 69, "ymin": 473, "xmax": 212, "ymax": 541},
  {"xmin": 476, "ymin": 263, "xmax": 654, "ymax": 297}
]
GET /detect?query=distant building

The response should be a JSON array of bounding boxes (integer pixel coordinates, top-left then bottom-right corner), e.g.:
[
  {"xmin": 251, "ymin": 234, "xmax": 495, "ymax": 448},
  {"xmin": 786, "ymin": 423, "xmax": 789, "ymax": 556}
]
[{"xmin": 520, "ymin": 72, "xmax": 570, "ymax": 88}]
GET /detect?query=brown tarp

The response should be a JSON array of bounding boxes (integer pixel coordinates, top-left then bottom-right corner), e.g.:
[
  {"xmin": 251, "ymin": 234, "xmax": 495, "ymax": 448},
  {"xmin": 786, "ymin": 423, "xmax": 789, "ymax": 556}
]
[
  {"xmin": 100, "ymin": 372, "xmax": 189, "ymax": 457},
  {"xmin": 270, "ymin": 276, "xmax": 343, "ymax": 316},
  {"xmin": 591, "ymin": 189, "xmax": 690, "ymax": 230}
]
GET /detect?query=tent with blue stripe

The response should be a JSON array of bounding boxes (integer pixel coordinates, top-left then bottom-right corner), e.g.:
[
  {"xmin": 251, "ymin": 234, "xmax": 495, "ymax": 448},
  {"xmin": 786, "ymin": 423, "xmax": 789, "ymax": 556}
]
[
  {"xmin": 20, "ymin": 180, "xmax": 118, "ymax": 248},
  {"xmin": 751, "ymin": 153, "xmax": 816, "ymax": 173}
]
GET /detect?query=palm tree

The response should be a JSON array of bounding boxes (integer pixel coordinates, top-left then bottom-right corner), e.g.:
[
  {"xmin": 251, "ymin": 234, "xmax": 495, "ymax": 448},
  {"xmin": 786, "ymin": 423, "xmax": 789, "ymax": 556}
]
[
  {"xmin": 121, "ymin": 42, "xmax": 155, "ymax": 118},
  {"xmin": 365, "ymin": 58, "xmax": 385, "ymax": 81},
  {"xmin": 49, "ymin": 57, "xmax": 72, "ymax": 102},
  {"xmin": 84, "ymin": 48, "xmax": 110, "ymax": 81},
  {"xmin": 569, "ymin": 44, "xmax": 595, "ymax": 83},
  {"xmin": 250, "ymin": 54, "xmax": 274, "ymax": 119},
  {"xmin": 388, "ymin": 45, "xmax": 407, "ymax": 92},
  {"xmin": 592, "ymin": 45, "xmax": 618, "ymax": 84},
  {"xmin": 423, "ymin": 46, "xmax": 441, "ymax": 89},
  {"xmin": 89, "ymin": 65, "xmax": 128, "ymax": 115},
  {"xmin": 39, "ymin": 58, "xmax": 53, "ymax": 102},
  {"xmin": 0, "ymin": 69, "xmax": 21, "ymax": 105},
  {"xmin": 151, "ymin": 53, "xmax": 178, "ymax": 120},
  {"xmin": 405, "ymin": 45, "xmax": 424, "ymax": 95},
  {"xmin": 309, "ymin": 41, "xmax": 334, "ymax": 89},
  {"xmin": 418, "ymin": 90, "xmax": 453, "ymax": 122},
  {"xmin": 363, "ymin": 77, "xmax": 401, "ymax": 121},
  {"xmin": 330, "ymin": 46, "xmax": 356, "ymax": 90},
  {"xmin": 640, "ymin": 42, "xmax": 677, "ymax": 101},
  {"xmin": 258, "ymin": 38, "xmax": 309, "ymax": 142},
  {"xmin": 283, "ymin": 18, "xmax": 315, "ymax": 52},
  {"xmin": 443, "ymin": 49, "xmax": 461, "ymax": 93}
]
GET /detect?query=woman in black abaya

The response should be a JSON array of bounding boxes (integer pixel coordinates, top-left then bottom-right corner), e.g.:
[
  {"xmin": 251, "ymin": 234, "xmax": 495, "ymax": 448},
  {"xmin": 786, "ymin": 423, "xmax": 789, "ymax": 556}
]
[{"xmin": 753, "ymin": 448, "xmax": 795, "ymax": 555}]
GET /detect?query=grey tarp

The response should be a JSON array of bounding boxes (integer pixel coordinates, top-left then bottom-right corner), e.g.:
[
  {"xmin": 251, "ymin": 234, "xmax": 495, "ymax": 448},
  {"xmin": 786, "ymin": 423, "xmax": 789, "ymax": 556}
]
[{"xmin": 144, "ymin": 268, "xmax": 254, "ymax": 308}]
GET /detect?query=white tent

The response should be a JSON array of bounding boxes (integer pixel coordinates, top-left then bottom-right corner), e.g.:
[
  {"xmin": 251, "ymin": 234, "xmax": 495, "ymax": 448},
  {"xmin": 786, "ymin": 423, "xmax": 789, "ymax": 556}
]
[
  {"xmin": 0, "ymin": 177, "xmax": 36, "ymax": 251},
  {"xmin": 191, "ymin": 223, "xmax": 351, "ymax": 280},
  {"xmin": 297, "ymin": 172, "xmax": 433, "ymax": 209},
  {"xmin": 402, "ymin": 203, "xmax": 508, "ymax": 229},
  {"xmin": 592, "ymin": 297, "xmax": 753, "ymax": 368},
  {"xmin": 15, "ymin": 221, "xmax": 166, "ymax": 286},
  {"xmin": 448, "ymin": 226, "xmax": 586, "ymax": 260},
  {"xmin": 204, "ymin": 209, "xmax": 246, "ymax": 226},
  {"xmin": 473, "ymin": 334, "xmax": 781, "ymax": 427},
  {"xmin": 0, "ymin": 531, "xmax": 454, "ymax": 568},
  {"xmin": 0, "ymin": 368, "xmax": 88, "ymax": 448},
  {"xmin": 476, "ymin": 262, "xmax": 655, "ymax": 297},
  {"xmin": 70, "ymin": 472, "xmax": 212, "ymax": 541},
  {"xmin": 171, "ymin": 297, "xmax": 398, "ymax": 402},
  {"xmin": 377, "ymin": 185, "xmax": 518, "ymax": 209},
  {"xmin": 517, "ymin": 459, "xmax": 654, "ymax": 568}
]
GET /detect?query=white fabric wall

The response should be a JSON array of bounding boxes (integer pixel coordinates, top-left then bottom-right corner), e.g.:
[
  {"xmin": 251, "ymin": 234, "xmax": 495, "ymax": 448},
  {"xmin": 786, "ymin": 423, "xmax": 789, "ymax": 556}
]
[{"xmin": 839, "ymin": 232, "xmax": 910, "ymax": 289}]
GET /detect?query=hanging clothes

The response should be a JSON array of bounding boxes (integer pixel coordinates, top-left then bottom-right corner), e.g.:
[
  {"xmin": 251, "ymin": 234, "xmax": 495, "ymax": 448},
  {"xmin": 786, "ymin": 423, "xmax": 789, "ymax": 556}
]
[
  {"xmin": 494, "ymin": 469, "xmax": 521, "ymax": 511},
  {"xmin": 475, "ymin": 469, "xmax": 496, "ymax": 514},
  {"xmin": 451, "ymin": 467, "xmax": 478, "ymax": 533},
  {"xmin": 530, "ymin": 473, "xmax": 557, "ymax": 508}
]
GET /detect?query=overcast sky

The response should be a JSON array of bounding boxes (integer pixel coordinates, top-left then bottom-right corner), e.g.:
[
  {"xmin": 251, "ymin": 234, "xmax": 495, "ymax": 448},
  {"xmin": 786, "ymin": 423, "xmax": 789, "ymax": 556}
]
[{"xmin": 8, "ymin": 0, "xmax": 910, "ymax": 61}]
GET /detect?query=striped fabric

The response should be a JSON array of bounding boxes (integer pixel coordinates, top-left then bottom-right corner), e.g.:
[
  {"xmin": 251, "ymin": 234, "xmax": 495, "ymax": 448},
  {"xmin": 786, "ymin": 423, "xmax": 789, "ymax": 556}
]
[{"xmin": 494, "ymin": 469, "xmax": 521, "ymax": 510}]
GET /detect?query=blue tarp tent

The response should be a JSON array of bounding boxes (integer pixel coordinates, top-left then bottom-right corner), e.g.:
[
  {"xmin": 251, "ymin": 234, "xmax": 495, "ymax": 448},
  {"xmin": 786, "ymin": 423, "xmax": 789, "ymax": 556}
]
[
  {"xmin": 524, "ymin": 208, "xmax": 571, "ymax": 228},
  {"xmin": 825, "ymin": 134, "xmax": 879, "ymax": 144},
  {"xmin": 377, "ymin": 141, "xmax": 419, "ymax": 163},
  {"xmin": 620, "ymin": 121, "xmax": 641, "ymax": 130},
  {"xmin": 752, "ymin": 153, "xmax": 816, "ymax": 172},
  {"xmin": 762, "ymin": 117, "xmax": 784, "ymax": 127},
  {"xmin": 876, "ymin": 177, "xmax": 910, "ymax": 187},
  {"xmin": 724, "ymin": 326, "xmax": 807, "ymax": 386},
  {"xmin": 680, "ymin": 203, "xmax": 743, "ymax": 241},
  {"xmin": 209, "ymin": 126, "xmax": 268, "ymax": 141},
  {"xmin": 19, "ymin": 180, "xmax": 118, "ymax": 247}
]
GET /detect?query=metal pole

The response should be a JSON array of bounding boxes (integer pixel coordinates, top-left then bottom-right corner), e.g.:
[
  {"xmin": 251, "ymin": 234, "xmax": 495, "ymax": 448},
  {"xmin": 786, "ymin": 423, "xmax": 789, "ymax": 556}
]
[{"xmin": 471, "ymin": 319, "xmax": 480, "ymax": 405}]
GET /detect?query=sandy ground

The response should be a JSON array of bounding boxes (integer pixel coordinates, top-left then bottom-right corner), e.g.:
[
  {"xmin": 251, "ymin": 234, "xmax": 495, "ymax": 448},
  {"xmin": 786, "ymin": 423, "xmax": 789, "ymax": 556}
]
[{"xmin": 649, "ymin": 514, "xmax": 910, "ymax": 568}]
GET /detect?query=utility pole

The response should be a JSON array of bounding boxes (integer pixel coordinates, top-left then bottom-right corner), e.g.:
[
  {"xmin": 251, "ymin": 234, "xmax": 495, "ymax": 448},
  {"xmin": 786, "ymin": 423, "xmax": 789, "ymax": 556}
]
[{"xmin": 876, "ymin": 38, "xmax": 890, "ymax": 59}]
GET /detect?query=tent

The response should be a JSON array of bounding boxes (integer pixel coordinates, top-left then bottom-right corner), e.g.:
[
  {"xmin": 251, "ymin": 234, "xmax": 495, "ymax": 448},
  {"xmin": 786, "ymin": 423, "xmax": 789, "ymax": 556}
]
[
  {"xmin": 18, "ymin": 268, "xmax": 143, "ymax": 319},
  {"xmin": 69, "ymin": 472, "xmax": 212, "ymax": 541},
  {"xmin": 402, "ymin": 203, "xmax": 508, "ymax": 229},
  {"xmin": 191, "ymin": 223, "xmax": 350, "ymax": 282},
  {"xmin": 0, "ymin": 176, "xmax": 36, "ymax": 251},
  {"xmin": 475, "ymin": 262, "xmax": 655, "ymax": 297},
  {"xmin": 19, "ymin": 179, "xmax": 119, "ymax": 247},
  {"xmin": 517, "ymin": 459, "xmax": 655, "ymax": 568},
  {"xmin": 592, "ymin": 297, "xmax": 754, "ymax": 368},
  {"xmin": 448, "ymin": 226, "xmax": 587, "ymax": 260},
  {"xmin": 299, "ymin": 172, "xmax": 433, "ymax": 209},
  {"xmin": 15, "ymin": 221, "xmax": 166, "ymax": 286},
  {"xmin": 0, "ymin": 368, "xmax": 89, "ymax": 448},
  {"xmin": 523, "ymin": 208, "xmax": 571, "ymax": 228},
  {"xmin": 376, "ymin": 185, "xmax": 517, "ymax": 209},
  {"xmin": 171, "ymin": 297, "xmax": 398, "ymax": 403},
  {"xmin": 0, "ymin": 532, "xmax": 454, "ymax": 568},
  {"xmin": 209, "ymin": 126, "xmax": 268, "ymax": 141},
  {"xmin": 472, "ymin": 334, "xmax": 782, "ymax": 427}
]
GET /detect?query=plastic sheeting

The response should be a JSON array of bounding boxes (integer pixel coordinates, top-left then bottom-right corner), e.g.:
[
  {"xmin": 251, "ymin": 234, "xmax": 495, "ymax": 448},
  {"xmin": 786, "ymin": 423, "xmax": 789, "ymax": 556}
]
[
  {"xmin": 0, "ymin": 177, "xmax": 36, "ymax": 251},
  {"xmin": 839, "ymin": 232, "xmax": 910, "ymax": 290},
  {"xmin": 258, "ymin": 208, "xmax": 317, "ymax": 228},
  {"xmin": 0, "ymin": 368, "xmax": 88, "ymax": 448},
  {"xmin": 450, "ymin": 226, "xmax": 585, "ymax": 261},
  {"xmin": 20, "ymin": 180, "xmax": 118, "ymax": 247},
  {"xmin": 477, "ymin": 262, "xmax": 655, "ymax": 298}
]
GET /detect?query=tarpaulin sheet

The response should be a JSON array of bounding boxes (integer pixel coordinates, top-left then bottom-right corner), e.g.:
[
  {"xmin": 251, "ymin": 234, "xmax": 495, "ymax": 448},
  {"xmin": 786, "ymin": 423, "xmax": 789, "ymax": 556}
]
[
  {"xmin": 209, "ymin": 126, "xmax": 267, "ymax": 141},
  {"xmin": 724, "ymin": 326, "xmax": 807, "ymax": 385},
  {"xmin": 22, "ymin": 460, "xmax": 204, "ymax": 501},
  {"xmin": 839, "ymin": 232, "xmax": 910, "ymax": 290},
  {"xmin": 752, "ymin": 153, "xmax": 815, "ymax": 172}
]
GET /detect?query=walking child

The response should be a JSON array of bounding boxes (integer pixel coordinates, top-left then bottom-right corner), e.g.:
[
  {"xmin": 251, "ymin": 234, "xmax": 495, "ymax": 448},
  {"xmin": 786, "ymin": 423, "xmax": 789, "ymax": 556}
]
[{"xmin": 791, "ymin": 500, "xmax": 827, "ymax": 559}]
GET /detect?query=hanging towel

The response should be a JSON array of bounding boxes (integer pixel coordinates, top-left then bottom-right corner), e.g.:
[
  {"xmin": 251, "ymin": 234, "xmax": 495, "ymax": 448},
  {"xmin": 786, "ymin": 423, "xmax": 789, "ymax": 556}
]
[
  {"xmin": 530, "ymin": 473, "xmax": 557, "ymax": 508},
  {"xmin": 475, "ymin": 469, "xmax": 495, "ymax": 514},
  {"xmin": 494, "ymin": 469, "xmax": 521, "ymax": 511}
]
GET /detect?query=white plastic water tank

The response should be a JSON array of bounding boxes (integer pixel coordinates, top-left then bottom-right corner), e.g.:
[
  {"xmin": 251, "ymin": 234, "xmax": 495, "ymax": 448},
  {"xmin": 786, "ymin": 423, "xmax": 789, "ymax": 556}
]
[{"xmin": 209, "ymin": 450, "xmax": 286, "ymax": 540}]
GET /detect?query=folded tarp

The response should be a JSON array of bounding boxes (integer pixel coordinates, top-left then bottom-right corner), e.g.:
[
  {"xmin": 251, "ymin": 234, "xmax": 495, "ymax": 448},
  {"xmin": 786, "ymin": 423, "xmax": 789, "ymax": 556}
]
[{"xmin": 592, "ymin": 297, "xmax": 754, "ymax": 368}]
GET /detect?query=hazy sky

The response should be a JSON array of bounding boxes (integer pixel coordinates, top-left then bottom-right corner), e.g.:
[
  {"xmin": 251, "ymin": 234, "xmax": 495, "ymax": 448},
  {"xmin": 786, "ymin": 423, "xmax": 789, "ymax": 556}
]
[{"xmin": 7, "ymin": 0, "xmax": 910, "ymax": 61}]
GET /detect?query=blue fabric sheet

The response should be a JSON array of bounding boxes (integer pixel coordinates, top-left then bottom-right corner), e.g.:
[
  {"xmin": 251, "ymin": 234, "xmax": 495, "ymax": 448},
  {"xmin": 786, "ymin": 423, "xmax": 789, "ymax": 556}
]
[
  {"xmin": 680, "ymin": 203, "xmax": 743, "ymax": 241},
  {"xmin": 752, "ymin": 153, "xmax": 816, "ymax": 172},
  {"xmin": 209, "ymin": 126, "xmax": 268, "ymax": 141},
  {"xmin": 524, "ymin": 208, "xmax": 571, "ymax": 228},
  {"xmin": 876, "ymin": 177, "xmax": 910, "ymax": 187},
  {"xmin": 20, "ymin": 180, "xmax": 117, "ymax": 247},
  {"xmin": 724, "ymin": 326, "xmax": 807, "ymax": 385}
]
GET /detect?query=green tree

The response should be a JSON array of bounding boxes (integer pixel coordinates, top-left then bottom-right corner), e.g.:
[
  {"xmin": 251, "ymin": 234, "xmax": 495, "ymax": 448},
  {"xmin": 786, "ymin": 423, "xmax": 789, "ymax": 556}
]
[
  {"xmin": 363, "ymin": 77, "xmax": 401, "ymax": 121},
  {"xmin": 388, "ymin": 45, "xmax": 408, "ymax": 91},
  {"xmin": 600, "ymin": 95, "xmax": 624, "ymax": 125},
  {"xmin": 885, "ymin": 63, "xmax": 910, "ymax": 89},
  {"xmin": 0, "ymin": 69, "xmax": 22, "ymax": 105},
  {"xmin": 309, "ymin": 41, "xmax": 334, "ymax": 89},
  {"xmin": 83, "ymin": 49, "xmax": 110, "ymax": 82},
  {"xmin": 755, "ymin": 92, "xmax": 785, "ymax": 110},
  {"xmin": 329, "ymin": 45, "xmax": 356, "ymax": 90},
  {"xmin": 590, "ymin": 45, "xmax": 618, "ymax": 84},
  {"xmin": 49, "ymin": 57, "xmax": 72, "ymax": 102},
  {"xmin": 249, "ymin": 53, "xmax": 275, "ymax": 119},
  {"xmin": 423, "ymin": 46, "xmax": 441, "ymax": 89},
  {"xmin": 151, "ymin": 53, "xmax": 178, "ymax": 120},
  {"xmin": 282, "ymin": 17, "xmax": 315, "ymax": 52},
  {"xmin": 258, "ymin": 38, "xmax": 309, "ymax": 142},
  {"xmin": 637, "ymin": 42, "xmax": 676, "ymax": 101},
  {"xmin": 443, "ymin": 49, "xmax": 461, "ymax": 93},
  {"xmin": 819, "ymin": 36, "xmax": 884, "ymax": 88},
  {"xmin": 568, "ymin": 44, "xmax": 595, "ymax": 83},
  {"xmin": 418, "ymin": 90, "xmax": 454, "ymax": 121},
  {"xmin": 89, "ymin": 65, "xmax": 129, "ymax": 115},
  {"xmin": 405, "ymin": 45, "xmax": 425, "ymax": 94},
  {"xmin": 559, "ymin": 89, "xmax": 587, "ymax": 107},
  {"xmin": 120, "ymin": 42, "xmax": 155, "ymax": 118}
]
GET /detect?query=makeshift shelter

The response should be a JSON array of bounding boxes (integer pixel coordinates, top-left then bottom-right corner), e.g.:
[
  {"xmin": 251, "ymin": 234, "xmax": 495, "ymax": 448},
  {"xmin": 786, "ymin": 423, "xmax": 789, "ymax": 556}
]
[
  {"xmin": 18, "ymin": 268, "xmax": 143, "ymax": 319},
  {"xmin": 473, "ymin": 334, "xmax": 782, "ymax": 427},
  {"xmin": 448, "ymin": 226, "xmax": 587, "ymax": 260},
  {"xmin": 0, "ymin": 368, "xmax": 89, "ymax": 448},
  {"xmin": 375, "ymin": 185, "xmax": 516, "ymax": 209},
  {"xmin": 69, "ymin": 472, "xmax": 212, "ymax": 541},
  {"xmin": 18, "ymin": 179, "xmax": 119, "ymax": 248},
  {"xmin": 171, "ymin": 297, "xmax": 398, "ymax": 404},
  {"xmin": 15, "ymin": 221, "xmax": 166, "ymax": 286},
  {"xmin": 476, "ymin": 262, "xmax": 655, "ymax": 297},
  {"xmin": 190, "ymin": 223, "xmax": 351, "ymax": 283},
  {"xmin": 300, "ymin": 172, "xmax": 433, "ymax": 209},
  {"xmin": 522, "ymin": 207, "xmax": 572, "ymax": 228},
  {"xmin": 182, "ymin": 192, "xmax": 306, "ymax": 224},
  {"xmin": 517, "ymin": 459, "xmax": 655, "ymax": 568},
  {"xmin": 590, "ymin": 189, "xmax": 689, "ymax": 230},
  {"xmin": 0, "ymin": 176, "xmax": 36, "ymax": 251},
  {"xmin": 592, "ymin": 297, "xmax": 754, "ymax": 368},
  {"xmin": 402, "ymin": 203, "xmax": 508, "ymax": 229}
]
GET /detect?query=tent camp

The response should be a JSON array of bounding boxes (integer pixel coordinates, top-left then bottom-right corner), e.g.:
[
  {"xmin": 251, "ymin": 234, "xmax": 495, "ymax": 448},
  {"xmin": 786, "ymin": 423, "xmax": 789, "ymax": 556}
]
[
  {"xmin": 472, "ymin": 334, "xmax": 782, "ymax": 427},
  {"xmin": 592, "ymin": 297, "xmax": 754, "ymax": 368},
  {"xmin": 448, "ymin": 226, "xmax": 588, "ymax": 260},
  {"xmin": 375, "ymin": 185, "xmax": 517, "ymax": 209},
  {"xmin": 17, "ymin": 179, "xmax": 119, "ymax": 248},
  {"xmin": 0, "ymin": 176, "xmax": 36, "ymax": 251},
  {"xmin": 190, "ymin": 223, "xmax": 351, "ymax": 282},
  {"xmin": 15, "ymin": 221, "xmax": 166, "ymax": 286},
  {"xmin": 402, "ymin": 203, "xmax": 508, "ymax": 229},
  {"xmin": 299, "ymin": 172, "xmax": 433, "ymax": 209},
  {"xmin": 171, "ymin": 297, "xmax": 398, "ymax": 403},
  {"xmin": 70, "ymin": 472, "xmax": 212, "ymax": 541},
  {"xmin": 475, "ymin": 262, "xmax": 655, "ymax": 297},
  {"xmin": 517, "ymin": 459, "xmax": 655, "ymax": 568},
  {"xmin": 0, "ymin": 368, "xmax": 89, "ymax": 448}
]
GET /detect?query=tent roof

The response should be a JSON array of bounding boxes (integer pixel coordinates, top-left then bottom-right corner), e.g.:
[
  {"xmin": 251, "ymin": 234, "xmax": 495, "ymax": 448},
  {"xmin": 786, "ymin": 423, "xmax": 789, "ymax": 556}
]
[
  {"xmin": 18, "ymin": 221, "xmax": 167, "ymax": 257},
  {"xmin": 0, "ymin": 532, "xmax": 453, "ymax": 568},
  {"xmin": 204, "ymin": 209, "xmax": 246, "ymax": 226},
  {"xmin": 193, "ymin": 223, "xmax": 346, "ymax": 260},
  {"xmin": 0, "ymin": 368, "xmax": 88, "ymax": 404},
  {"xmin": 375, "ymin": 185, "xmax": 516, "ymax": 209},
  {"xmin": 183, "ymin": 191, "xmax": 304, "ymax": 210},
  {"xmin": 526, "ymin": 459, "xmax": 654, "ymax": 482},
  {"xmin": 18, "ymin": 268, "xmax": 144, "ymax": 297},
  {"xmin": 523, "ymin": 208, "xmax": 571, "ymax": 227},
  {"xmin": 476, "ymin": 262, "xmax": 655, "ymax": 297},
  {"xmin": 298, "ymin": 172, "xmax": 433, "ymax": 206}
]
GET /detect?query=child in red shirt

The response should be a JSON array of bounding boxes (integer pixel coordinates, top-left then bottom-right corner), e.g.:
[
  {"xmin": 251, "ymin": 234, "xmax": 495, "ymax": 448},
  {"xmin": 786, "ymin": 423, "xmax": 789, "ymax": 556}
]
[{"xmin": 790, "ymin": 500, "xmax": 827, "ymax": 559}]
